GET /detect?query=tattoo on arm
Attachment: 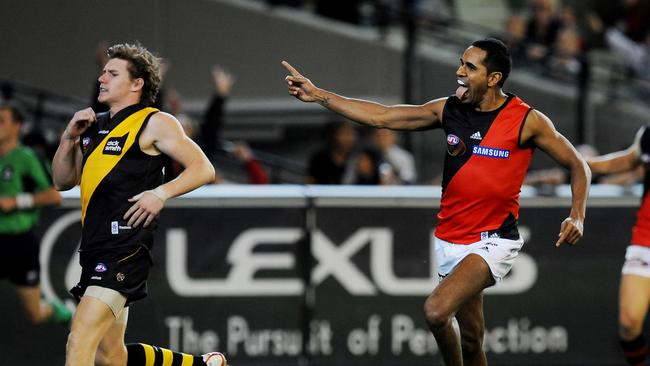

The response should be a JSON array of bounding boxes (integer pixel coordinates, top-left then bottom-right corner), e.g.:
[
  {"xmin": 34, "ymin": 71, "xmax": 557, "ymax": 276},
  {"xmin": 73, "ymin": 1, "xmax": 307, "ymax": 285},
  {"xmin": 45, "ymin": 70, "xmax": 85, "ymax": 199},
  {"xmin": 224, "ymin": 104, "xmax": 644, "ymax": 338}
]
[{"xmin": 316, "ymin": 95, "xmax": 330, "ymax": 106}]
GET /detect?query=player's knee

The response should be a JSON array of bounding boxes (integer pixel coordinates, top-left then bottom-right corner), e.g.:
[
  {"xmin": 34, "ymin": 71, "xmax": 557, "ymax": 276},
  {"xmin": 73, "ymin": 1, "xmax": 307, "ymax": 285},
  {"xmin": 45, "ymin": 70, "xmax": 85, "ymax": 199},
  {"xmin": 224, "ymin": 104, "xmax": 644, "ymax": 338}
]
[
  {"xmin": 66, "ymin": 330, "xmax": 82, "ymax": 355},
  {"xmin": 620, "ymin": 309, "xmax": 644, "ymax": 335},
  {"xmin": 423, "ymin": 297, "xmax": 451, "ymax": 329}
]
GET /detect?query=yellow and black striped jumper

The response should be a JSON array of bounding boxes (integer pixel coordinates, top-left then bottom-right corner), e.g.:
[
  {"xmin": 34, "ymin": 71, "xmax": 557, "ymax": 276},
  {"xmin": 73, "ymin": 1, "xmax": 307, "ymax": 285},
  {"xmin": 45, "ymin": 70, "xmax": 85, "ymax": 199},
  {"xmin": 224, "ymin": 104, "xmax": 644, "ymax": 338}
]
[{"xmin": 69, "ymin": 104, "xmax": 166, "ymax": 304}]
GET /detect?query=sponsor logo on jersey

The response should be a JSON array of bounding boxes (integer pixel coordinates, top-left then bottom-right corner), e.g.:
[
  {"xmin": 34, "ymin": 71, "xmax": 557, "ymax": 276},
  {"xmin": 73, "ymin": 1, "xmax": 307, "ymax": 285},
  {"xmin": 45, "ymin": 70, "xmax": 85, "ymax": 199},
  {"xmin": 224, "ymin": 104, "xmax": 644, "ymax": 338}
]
[
  {"xmin": 98, "ymin": 129, "xmax": 110, "ymax": 135},
  {"xmin": 470, "ymin": 131, "xmax": 482, "ymax": 140},
  {"xmin": 446, "ymin": 134, "xmax": 467, "ymax": 156},
  {"xmin": 103, "ymin": 133, "xmax": 129, "ymax": 155},
  {"xmin": 472, "ymin": 145, "xmax": 510, "ymax": 159},
  {"xmin": 95, "ymin": 263, "xmax": 108, "ymax": 272},
  {"xmin": 111, "ymin": 221, "xmax": 133, "ymax": 234}
]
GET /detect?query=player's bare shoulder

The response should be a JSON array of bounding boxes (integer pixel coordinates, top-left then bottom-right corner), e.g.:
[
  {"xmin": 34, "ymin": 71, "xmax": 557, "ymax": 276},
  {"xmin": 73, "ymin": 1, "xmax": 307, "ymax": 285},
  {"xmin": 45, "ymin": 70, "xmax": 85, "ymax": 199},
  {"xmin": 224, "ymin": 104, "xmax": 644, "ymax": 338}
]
[{"xmin": 139, "ymin": 111, "xmax": 185, "ymax": 153}]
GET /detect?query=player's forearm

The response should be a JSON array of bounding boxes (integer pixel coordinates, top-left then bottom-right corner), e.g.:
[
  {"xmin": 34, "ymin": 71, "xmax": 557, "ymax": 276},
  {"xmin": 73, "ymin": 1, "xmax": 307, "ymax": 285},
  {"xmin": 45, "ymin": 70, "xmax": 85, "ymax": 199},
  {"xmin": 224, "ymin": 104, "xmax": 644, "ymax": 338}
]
[
  {"xmin": 568, "ymin": 159, "xmax": 591, "ymax": 221},
  {"xmin": 32, "ymin": 188, "xmax": 63, "ymax": 207},
  {"xmin": 52, "ymin": 137, "xmax": 81, "ymax": 190},
  {"xmin": 155, "ymin": 157, "xmax": 215, "ymax": 200},
  {"xmin": 313, "ymin": 88, "xmax": 392, "ymax": 127}
]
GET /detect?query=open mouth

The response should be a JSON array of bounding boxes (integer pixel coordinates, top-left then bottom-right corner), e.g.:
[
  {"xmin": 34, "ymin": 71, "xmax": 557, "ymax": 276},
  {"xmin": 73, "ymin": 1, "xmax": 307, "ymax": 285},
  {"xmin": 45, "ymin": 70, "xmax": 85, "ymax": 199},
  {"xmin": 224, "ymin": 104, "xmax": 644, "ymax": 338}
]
[{"xmin": 455, "ymin": 79, "xmax": 468, "ymax": 100}]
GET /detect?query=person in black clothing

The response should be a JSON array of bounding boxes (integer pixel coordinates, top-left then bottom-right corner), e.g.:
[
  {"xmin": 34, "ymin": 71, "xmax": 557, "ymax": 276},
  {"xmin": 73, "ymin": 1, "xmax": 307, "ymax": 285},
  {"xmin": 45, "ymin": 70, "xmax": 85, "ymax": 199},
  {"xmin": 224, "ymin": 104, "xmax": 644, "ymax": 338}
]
[
  {"xmin": 200, "ymin": 66, "xmax": 235, "ymax": 158},
  {"xmin": 306, "ymin": 120, "xmax": 358, "ymax": 184}
]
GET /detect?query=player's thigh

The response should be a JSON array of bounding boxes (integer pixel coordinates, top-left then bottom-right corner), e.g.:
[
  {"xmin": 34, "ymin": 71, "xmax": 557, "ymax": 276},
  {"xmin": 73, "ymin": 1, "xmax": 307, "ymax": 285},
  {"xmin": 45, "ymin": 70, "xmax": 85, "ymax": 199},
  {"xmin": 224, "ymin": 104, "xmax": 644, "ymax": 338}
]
[
  {"xmin": 70, "ymin": 296, "xmax": 119, "ymax": 344},
  {"xmin": 431, "ymin": 254, "xmax": 492, "ymax": 313}
]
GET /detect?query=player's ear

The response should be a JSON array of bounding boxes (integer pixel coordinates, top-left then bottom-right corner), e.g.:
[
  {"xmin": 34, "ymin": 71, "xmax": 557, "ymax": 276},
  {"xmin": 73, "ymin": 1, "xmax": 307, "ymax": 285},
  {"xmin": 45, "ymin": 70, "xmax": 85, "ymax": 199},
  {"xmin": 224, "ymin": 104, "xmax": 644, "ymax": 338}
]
[
  {"xmin": 131, "ymin": 78, "xmax": 145, "ymax": 92},
  {"xmin": 487, "ymin": 72, "xmax": 502, "ymax": 87}
]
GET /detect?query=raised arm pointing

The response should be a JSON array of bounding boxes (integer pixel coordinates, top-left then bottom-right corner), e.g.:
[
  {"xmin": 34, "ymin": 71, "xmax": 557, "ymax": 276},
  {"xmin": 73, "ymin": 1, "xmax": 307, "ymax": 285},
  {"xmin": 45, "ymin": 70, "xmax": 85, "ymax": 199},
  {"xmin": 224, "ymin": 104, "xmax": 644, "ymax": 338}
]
[{"xmin": 282, "ymin": 61, "xmax": 444, "ymax": 131}]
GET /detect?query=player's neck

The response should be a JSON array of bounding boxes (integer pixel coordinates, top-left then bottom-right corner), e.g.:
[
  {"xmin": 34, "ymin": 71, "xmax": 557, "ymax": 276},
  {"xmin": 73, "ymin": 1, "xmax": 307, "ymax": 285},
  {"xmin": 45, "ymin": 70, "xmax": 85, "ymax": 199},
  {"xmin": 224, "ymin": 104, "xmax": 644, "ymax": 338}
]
[
  {"xmin": 0, "ymin": 138, "xmax": 18, "ymax": 156},
  {"xmin": 475, "ymin": 90, "xmax": 508, "ymax": 112},
  {"xmin": 109, "ymin": 97, "xmax": 142, "ymax": 117}
]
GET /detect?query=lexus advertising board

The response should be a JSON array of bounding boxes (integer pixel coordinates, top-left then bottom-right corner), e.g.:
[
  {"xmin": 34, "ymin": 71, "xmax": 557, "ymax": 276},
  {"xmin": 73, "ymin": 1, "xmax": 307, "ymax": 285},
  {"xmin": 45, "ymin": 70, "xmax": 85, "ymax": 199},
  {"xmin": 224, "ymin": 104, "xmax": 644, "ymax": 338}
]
[{"xmin": 0, "ymin": 188, "xmax": 635, "ymax": 366}]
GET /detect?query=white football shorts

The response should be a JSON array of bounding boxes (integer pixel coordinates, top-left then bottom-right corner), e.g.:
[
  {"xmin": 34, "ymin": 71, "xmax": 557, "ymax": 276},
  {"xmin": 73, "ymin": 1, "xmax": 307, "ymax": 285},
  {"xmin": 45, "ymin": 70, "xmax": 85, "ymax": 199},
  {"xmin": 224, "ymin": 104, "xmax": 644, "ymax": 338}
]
[
  {"xmin": 622, "ymin": 245, "xmax": 650, "ymax": 278},
  {"xmin": 435, "ymin": 236, "xmax": 524, "ymax": 283}
]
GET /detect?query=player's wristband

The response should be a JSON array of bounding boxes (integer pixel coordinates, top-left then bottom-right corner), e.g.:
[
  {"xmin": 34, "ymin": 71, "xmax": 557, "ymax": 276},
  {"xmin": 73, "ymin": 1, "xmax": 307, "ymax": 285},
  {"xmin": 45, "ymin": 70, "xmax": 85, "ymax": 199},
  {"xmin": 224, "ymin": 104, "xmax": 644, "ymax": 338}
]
[
  {"xmin": 16, "ymin": 194, "xmax": 34, "ymax": 209},
  {"xmin": 151, "ymin": 187, "xmax": 169, "ymax": 202}
]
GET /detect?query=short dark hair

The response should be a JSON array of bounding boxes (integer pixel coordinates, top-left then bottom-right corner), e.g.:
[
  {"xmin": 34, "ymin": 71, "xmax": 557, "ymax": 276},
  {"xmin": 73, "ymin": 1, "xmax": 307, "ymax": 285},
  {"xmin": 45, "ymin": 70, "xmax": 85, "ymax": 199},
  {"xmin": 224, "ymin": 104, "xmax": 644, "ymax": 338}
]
[
  {"xmin": 0, "ymin": 101, "xmax": 25, "ymax": 123},
  {"xmin": 107, "ymin": 42, "xmax": 162, "ymax": 106},
  {"xmin": 471, "ymin": 38, "xmax": 511, "ymax": 87}
]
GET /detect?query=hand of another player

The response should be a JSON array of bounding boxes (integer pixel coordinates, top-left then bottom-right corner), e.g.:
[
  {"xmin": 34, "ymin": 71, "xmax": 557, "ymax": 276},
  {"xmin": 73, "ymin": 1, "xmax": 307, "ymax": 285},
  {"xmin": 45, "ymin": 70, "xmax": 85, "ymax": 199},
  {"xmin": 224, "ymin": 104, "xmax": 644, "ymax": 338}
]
[
  {"xmin": 64, "ymin": 108, "xmax": 96, "ymax": 140},
  {"xmin": 124, "ymin": 190, "xmax": 165, "ymax": 228},
  {"xmin": 556, "ymin": 217, "xmax": 583, "ymax": 247},
  {"xmin": 282, "ymin": 61, "xmax": 319, "ymax": 103}
]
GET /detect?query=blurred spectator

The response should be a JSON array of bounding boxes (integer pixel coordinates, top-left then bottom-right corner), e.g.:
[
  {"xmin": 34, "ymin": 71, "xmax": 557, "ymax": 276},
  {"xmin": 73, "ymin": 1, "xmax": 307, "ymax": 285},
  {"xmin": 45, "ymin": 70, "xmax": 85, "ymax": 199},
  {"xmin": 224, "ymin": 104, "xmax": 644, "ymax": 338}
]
[
  {"xmin": 498, "ymin": 13, "xmax": 529, "ymax": 64},
  {"xmin": 219, "ymin": 140, "xmax": 270, "ymax": 184},
  {"xmin": 558, "ymin": 2, "xmax": 605, "ymax": 50},
  {"xmin": 371, "ymin": 128, "xmax": 417, "ymax": 184},
  {"xmin": 200, "ymin": 66, "xmax": 235, "ymax": 158},
  {"xmin": 545, "ymin": 28, "xmax": 584, "ymax": 81},
  {"xmin": 524, "ymin": 0, "xmax": 563, "ymax": 63},
  {"xmin": 306, "ymin": 120, "xmax": 358, "ymax": 184},
  {"xmin": 342, "ymin": 145, "xmax": 393, "ymax": 185},
  {"xmin": 606, "ymin": 28, "xmax": 650, "ymax": 85},
  {"xmin": 22, "ymin": 130, "xmax": 54, "ymax": 162},
  {"xmin": 618, "ymin": 0, "xmax": 650, "ymax": 43},
  {"xmin": 163, "ymin": 66, "xmax": 267, "ymax": 184},
  {"xmin": 90, "ymin": 41, "xmax": 110, "ymax": 113},
  {"xmin": 315, "ymin": 0, "xmax": 362, "ymax": 24},
  {"xmin": 415, "ymin": 0, "xmax": 454, "ymax": 27}
]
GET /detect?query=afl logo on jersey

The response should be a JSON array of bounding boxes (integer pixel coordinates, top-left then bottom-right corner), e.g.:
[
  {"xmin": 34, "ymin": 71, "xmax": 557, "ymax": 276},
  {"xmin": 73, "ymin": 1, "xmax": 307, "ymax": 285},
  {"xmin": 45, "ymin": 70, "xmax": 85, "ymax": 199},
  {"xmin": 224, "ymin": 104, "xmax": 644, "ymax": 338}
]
[
  {"xmin": 103, "ymin": 133, "xmax": 129, "ymax": 156},
  {"xmin": 82, "ymin": 137, "xmax": 91, "ymax": 150},
  {"xmin": 446, "ymin": 134, "xmax": 466, "ymax": 156},
  {"xmin": 94, "ymin": 263, "xmax": 108, "ymax": 273}
]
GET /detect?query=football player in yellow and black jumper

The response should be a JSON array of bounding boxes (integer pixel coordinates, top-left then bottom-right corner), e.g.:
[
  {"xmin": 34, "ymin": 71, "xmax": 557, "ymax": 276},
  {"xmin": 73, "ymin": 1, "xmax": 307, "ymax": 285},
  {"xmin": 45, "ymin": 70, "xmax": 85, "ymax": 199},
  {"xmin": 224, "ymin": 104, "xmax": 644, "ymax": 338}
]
[
  {"xmin": 0, "ymin": 102, "xmax": 69, "ymax": 325},
  {"xmin": 52, "ymin": 43, "xmax": 226, "ymax": 366}
]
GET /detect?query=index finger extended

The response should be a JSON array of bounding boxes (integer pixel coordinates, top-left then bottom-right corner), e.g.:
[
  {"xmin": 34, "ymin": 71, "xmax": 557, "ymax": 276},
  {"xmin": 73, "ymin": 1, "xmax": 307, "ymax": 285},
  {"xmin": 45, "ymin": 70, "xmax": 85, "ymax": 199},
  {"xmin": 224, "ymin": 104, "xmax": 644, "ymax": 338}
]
[{"xmin": 281, "ymin": 61, "xmax": 302, "ymax": 77}]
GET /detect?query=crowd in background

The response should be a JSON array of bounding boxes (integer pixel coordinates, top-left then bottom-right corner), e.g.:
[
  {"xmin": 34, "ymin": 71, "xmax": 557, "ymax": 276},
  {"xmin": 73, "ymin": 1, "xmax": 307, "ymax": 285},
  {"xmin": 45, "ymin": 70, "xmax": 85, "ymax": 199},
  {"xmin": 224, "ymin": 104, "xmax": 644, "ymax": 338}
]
[
  {"xmin": 261, "ymin": 0, "xmax": 650, "ymax": 88},
  {"xmin": 3, "ymin": 0, "xmax": 650, "ymax": 187}
]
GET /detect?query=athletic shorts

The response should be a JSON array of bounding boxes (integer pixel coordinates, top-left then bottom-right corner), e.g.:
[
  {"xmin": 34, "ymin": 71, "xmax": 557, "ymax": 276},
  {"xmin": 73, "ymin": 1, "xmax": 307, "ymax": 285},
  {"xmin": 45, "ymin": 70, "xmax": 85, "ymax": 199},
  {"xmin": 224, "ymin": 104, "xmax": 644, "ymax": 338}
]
[
  {"xmin": 70, "ymin": 245, "xmax": 152, "ymax": 306},
  {"xmin": 0, "ymin": 231, "xmax": 40, "ymax": 286},
  {"xmin": 435, "ymin": 236, "xmax": 524, "ymax": 283},
  {"xmin": 622, "ymin": 245, "xmax": 650, "ymax": 278}
]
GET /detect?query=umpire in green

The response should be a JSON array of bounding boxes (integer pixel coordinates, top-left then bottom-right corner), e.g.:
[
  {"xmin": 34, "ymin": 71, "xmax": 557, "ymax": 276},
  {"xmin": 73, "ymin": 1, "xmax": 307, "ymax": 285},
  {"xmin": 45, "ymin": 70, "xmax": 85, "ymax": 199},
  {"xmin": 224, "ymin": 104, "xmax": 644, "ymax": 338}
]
[{"xmin": 0, "ymin": 102, "xmax": 70, "ymax": 324}]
